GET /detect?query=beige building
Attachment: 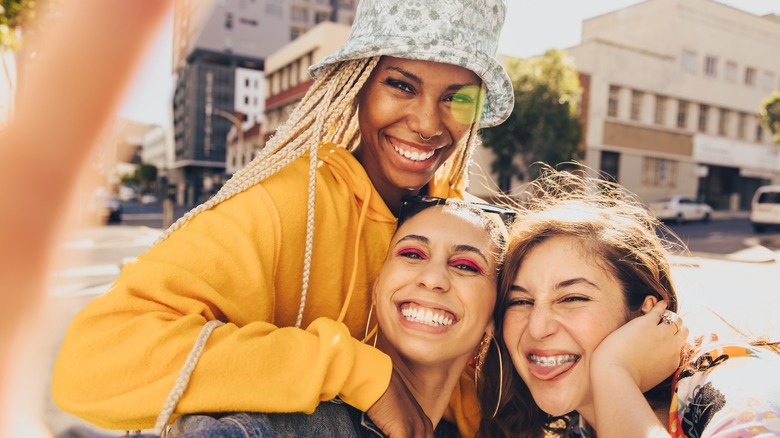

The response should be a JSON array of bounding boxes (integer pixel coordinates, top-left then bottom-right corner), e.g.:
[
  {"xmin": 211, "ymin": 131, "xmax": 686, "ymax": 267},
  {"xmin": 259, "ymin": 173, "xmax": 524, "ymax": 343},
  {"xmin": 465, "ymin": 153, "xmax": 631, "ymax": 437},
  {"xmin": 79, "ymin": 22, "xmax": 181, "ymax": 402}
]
[
  {"xmin": 262, "ymin": 21, "xmax": 351, "ymax": 146},
  {"xmin": 567, "ymin": 0, "xmax": 780, "ymax": 210}
]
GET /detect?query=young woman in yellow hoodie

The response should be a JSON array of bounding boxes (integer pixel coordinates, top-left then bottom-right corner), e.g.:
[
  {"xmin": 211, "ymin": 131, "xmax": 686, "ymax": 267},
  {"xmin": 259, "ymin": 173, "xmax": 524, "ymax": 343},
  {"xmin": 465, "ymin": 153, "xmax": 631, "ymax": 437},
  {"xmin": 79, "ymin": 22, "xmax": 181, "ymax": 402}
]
[
  {"xmin": 52, "ymin": 0, "xmax": 515, "ymax": 436},
  {"xmin": 167, "ymin": 197, "xmax": 510, "ymax": 437}
]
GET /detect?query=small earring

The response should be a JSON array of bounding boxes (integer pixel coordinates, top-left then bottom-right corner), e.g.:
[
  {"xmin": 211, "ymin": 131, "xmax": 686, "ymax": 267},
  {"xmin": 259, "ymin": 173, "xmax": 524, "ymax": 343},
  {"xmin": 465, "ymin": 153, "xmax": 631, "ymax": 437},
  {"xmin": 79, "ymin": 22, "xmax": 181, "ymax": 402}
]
[
  {"xmin": 418, "ymin": 132, "xmax": 433, "ymax": 141},
  {"xmin": 475, "ymin": 333, "xmax": 491, "ymax": 375}
]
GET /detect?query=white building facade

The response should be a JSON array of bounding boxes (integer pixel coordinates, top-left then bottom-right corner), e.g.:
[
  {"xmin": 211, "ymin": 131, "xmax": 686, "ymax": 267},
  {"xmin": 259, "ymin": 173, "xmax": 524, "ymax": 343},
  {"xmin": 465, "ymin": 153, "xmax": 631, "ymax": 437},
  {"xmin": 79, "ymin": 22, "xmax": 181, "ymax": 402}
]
[{"xmin": 567, "ymin": 0, "xmax": 780, "ymax": 210}]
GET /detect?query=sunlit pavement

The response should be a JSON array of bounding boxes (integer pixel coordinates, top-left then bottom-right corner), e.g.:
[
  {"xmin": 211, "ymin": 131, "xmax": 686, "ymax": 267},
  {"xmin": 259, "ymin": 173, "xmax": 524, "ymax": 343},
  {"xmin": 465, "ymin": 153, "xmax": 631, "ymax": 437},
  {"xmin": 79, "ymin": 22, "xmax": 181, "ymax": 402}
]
[
  {"xmin": 671, "ymin": 252, "xmax": 780, "ymax": 341},
  {"xmin": 5, "ymin": 226, "xmax": 163, "ymax": 437},
  {"xmin": 6, "ymin": 225, "xmax": 778, "ymax": 436}
]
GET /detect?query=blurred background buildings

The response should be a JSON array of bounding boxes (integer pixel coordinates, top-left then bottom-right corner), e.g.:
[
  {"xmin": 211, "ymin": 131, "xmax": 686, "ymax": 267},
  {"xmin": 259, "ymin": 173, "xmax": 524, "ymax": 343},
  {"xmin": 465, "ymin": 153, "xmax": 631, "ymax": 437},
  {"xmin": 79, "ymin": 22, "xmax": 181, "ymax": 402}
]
[
  {"xmin": 565, "ymin": 0, "xmax": 780, "ymax": 211},
  {"xmin": 168, "ymin": 0, "xmax": 357, "ymax": 204},
  {"xmin": 2, "ymin": 0, "xmax": 779, "ymax": 213}
]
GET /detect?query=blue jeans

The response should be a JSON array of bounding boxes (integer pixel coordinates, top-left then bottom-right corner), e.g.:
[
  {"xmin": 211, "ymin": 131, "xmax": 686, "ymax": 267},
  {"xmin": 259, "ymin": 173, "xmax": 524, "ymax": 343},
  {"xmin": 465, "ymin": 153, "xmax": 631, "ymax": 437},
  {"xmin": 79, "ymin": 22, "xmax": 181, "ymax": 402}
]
[
  {"xmin": 167, "ymin": 399, "xmax": 373, "ymax": 438},
  {"xmin": 167, "ymin": 399, "xmax": 459, "ymax": 437}
]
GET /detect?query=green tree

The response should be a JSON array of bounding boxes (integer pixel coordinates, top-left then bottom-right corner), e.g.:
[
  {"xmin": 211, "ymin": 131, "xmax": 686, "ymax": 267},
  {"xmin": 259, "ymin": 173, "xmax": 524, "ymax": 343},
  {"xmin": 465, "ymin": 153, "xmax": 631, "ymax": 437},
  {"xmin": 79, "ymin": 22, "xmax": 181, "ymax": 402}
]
[
  {"xmin": 0, "ymin": 0, "xmax": 36, "ymax": 49},
  {"xmin": 481, "ymin": 49, "xmax": 583, "ymax": 192},
  {"xmin": 759, "ymin": 91, "xmax": 780, "ymax": 144},
  {"xmin": 1, "ymin": 0, "xmax": 58, "ymax": 119},
  {"xmin": 135, "ymin": 163, "xmax": 158, "ymax": 194}
]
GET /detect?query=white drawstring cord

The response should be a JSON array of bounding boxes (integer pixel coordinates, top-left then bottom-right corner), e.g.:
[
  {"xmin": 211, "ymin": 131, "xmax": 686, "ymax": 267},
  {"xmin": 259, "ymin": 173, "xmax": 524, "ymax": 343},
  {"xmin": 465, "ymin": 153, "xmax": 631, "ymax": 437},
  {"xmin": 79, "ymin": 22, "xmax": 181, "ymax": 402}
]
[{"xmin": 154, "ymin": 319, "xmax": 225, "ymax": 434}]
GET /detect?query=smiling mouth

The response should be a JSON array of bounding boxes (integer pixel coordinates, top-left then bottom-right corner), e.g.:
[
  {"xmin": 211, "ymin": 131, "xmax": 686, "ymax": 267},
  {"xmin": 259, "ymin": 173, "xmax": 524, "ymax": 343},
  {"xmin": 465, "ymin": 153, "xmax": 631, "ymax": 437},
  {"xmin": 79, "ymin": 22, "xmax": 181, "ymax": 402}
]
[
  {"xmin": 389, "ymin": 137, "xmax": 437, "ymax": 162},
  {"xmin": 526, "ymin": 353, "xmax": 581, "ymax": 381},
  {"xmin": 528, "ymin": 354, "xmax": 580, "ymax": 366},
  {"xmin": 400, "ymin": 303, "xmax": 455, "ymax": 327}
]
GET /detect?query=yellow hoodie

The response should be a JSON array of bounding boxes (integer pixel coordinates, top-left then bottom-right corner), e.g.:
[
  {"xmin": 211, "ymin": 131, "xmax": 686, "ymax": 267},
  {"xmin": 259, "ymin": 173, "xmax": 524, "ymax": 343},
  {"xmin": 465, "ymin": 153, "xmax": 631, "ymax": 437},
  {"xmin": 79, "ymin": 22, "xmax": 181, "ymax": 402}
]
[{"xmin": 52, "ymin": 143, "xmax": 480, "ymax": 434}]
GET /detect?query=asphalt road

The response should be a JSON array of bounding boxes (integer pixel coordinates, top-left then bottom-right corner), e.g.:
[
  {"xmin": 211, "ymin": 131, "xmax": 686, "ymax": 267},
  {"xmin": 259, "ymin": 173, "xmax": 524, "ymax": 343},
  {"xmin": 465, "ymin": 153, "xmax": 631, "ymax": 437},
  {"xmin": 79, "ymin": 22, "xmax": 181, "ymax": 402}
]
[{"xmin": 665, "ymin": 218, "xmax": 780, "ymax": 255}]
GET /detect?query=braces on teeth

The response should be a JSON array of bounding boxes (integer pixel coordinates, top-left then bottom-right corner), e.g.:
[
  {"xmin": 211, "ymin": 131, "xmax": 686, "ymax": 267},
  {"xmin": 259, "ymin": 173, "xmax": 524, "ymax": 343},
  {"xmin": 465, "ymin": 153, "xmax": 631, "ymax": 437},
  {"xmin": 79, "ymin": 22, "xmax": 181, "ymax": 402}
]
[{"xmin": 529, "ymin": 354, "xmax": 579, "ymax": 366}]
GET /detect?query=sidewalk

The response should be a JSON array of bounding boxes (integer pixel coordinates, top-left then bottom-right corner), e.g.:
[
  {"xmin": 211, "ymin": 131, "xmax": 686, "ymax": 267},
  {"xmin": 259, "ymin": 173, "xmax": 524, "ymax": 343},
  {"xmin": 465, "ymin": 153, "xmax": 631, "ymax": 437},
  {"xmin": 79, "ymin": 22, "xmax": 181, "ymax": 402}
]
[
  {"xmin": 710, "ymin": 209, "xmax": 750, "ymax": 220},
  {"xmin": 9, "ymin": 226, "xmax": 163, "ymax": 437}
]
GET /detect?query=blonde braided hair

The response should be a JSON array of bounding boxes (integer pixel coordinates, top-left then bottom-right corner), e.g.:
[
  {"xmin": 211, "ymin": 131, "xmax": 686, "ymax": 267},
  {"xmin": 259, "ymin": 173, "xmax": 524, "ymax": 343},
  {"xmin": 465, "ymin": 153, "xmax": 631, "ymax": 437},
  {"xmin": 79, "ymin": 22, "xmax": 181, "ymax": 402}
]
[{"xmin": 154, "ymin": 55, "xmax": 483, "ymax": 326}]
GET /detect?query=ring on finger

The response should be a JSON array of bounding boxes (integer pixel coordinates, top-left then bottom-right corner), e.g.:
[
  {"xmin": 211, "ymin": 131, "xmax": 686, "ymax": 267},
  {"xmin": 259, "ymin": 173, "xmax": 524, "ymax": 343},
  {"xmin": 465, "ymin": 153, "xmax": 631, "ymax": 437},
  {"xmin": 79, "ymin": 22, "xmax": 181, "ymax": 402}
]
[{"xmin": 660, "ymin": 312, "xmax": 680, "ymax": 335}]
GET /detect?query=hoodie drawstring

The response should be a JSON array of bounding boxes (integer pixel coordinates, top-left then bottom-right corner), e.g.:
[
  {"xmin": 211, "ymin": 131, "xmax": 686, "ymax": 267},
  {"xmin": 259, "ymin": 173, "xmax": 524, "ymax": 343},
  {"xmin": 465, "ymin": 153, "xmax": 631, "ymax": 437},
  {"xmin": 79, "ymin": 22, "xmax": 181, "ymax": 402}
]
[{"xmin": 338, "ymin": 184, "xmax": 371, "ymax": 323}]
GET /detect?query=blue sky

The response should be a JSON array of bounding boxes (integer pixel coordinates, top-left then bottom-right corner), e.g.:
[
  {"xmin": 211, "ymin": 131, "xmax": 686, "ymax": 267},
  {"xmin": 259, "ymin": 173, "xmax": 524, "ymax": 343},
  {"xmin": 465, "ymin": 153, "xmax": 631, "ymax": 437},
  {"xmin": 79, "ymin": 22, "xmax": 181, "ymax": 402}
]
[{"xmin": 117, "ymin": 0, "xmax": 780, "ymax": 127}]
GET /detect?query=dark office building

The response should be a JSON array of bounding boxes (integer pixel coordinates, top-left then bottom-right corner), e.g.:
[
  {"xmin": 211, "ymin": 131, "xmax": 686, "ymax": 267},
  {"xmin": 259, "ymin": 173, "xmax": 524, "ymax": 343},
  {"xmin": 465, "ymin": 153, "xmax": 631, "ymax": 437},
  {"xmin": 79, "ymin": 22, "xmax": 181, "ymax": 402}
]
[{"xmin": 170, "ymin": 0, "xmax": 357, "ymax": 205}]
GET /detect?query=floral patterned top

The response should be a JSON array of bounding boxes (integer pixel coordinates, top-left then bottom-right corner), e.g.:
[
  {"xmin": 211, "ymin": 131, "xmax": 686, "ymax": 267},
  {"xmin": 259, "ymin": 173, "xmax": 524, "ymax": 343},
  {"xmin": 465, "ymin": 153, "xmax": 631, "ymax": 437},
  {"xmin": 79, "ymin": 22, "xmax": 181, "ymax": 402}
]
[
  {"xmin": 564, "ymin": 342, "xmax": 780, "ymax": 437},
  {"xmin": 669, "ymin": 342, "xmax": 780, "ymax": 437}
]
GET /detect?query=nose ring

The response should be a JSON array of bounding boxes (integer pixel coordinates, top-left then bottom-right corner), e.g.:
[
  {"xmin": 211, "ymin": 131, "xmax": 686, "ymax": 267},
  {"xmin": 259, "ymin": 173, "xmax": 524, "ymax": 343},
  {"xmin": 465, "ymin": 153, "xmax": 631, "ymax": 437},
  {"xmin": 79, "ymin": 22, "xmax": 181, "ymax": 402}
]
[{"xmin": 418, "ymin": 132, "xmax": 433, "ymax": 141}]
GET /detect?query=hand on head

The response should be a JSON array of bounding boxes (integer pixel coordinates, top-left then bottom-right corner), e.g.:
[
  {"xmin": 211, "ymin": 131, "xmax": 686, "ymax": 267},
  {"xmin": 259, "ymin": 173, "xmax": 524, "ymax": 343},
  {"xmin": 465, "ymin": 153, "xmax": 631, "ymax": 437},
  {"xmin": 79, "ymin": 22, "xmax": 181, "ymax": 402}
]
[{"xmin": 591, "ymin": 300, "xmax": 689, "ymax": 392}]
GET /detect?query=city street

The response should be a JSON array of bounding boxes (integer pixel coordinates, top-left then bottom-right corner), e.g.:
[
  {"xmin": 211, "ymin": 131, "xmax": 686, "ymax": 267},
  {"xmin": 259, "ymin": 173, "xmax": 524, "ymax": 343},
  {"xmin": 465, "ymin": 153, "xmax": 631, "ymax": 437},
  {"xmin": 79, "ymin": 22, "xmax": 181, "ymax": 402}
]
[
  {"xmin": 117, "ymin": 201, "xmax": 193, "ymax": 229},
  {"xmin": 667, "ymin": 217, "xmax": 780, "ymax": 256},
  {"xmin": 9, "ymin": 217, "xmax": 780, "ymax": 436}
]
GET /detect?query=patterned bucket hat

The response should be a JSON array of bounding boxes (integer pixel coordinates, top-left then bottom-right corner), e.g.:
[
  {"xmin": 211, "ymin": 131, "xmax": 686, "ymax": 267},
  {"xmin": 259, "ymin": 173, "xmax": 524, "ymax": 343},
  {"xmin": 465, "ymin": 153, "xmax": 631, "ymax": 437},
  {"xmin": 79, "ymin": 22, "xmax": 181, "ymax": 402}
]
[{"xmin": 308, "ymin": 0, "xmax": 514, "ymax": 127}]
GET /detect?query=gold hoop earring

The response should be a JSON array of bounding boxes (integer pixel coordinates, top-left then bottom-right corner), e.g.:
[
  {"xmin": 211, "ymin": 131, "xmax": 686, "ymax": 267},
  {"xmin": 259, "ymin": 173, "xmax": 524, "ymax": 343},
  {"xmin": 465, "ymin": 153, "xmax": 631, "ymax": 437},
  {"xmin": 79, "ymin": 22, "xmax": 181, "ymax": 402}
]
[
  {"xmin": 363, "ymin": 303, "xmax": 378, "ymax": 348},
  {"xmin": 474, "ymin": 334, "xmax": 503, "ymax": 419},
  {"xmin": 491, "ymin": 336, "xmax": 503, "ymax": 419}
]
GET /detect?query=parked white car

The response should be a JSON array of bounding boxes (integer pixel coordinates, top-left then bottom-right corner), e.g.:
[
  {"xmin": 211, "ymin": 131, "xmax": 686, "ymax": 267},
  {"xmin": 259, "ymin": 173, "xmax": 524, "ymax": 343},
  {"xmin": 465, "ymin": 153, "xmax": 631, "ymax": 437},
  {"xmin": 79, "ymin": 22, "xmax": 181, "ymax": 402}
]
[
  {"xmin": 749, "ymin": 185, "xmax": 780, "ymax": 233},
  {"xmin": 140, "ymin": 193, "xmax": 159, "ymax": 204},
  {"xmin": 648, "ymin": 195, "xmax": 713, "ymax": 223}
]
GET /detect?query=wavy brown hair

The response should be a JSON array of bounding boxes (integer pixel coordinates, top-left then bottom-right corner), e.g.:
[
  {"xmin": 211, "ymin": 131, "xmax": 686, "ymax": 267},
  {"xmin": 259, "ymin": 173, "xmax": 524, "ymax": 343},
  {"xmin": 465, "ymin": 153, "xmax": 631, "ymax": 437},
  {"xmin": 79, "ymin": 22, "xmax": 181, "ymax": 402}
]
[{"xmin": 477, "ymin": 167, "xmax": 681, "ymax": 437}]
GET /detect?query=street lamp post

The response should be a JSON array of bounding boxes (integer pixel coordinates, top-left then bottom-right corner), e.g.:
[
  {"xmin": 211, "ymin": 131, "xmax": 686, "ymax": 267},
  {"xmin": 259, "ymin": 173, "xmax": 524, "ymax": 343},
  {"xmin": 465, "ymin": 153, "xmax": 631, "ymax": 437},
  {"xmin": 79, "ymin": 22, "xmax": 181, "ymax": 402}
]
[
  {"xmin": 205, "ymin": 105, "xmax": 244, "ymax": 153},
  {"xmin": 205, "ymin": 103, "xmax": 245, "ymax": 182}
]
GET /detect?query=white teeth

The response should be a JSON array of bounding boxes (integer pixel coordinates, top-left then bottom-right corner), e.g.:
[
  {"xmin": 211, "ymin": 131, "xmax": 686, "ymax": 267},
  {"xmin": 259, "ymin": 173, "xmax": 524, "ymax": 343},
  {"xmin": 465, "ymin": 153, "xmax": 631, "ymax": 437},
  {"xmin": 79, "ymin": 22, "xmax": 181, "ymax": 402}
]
[
  {"xmin": 394, "ymin": 145, "xmax": 434, "ymax": 162},
  {"xmin": 529, "ymin": 354, "xmax": 579, "ymax": 367},
  {"xmin": 401, "ymin": 305, "xmax": 453, "ymax": 327}
]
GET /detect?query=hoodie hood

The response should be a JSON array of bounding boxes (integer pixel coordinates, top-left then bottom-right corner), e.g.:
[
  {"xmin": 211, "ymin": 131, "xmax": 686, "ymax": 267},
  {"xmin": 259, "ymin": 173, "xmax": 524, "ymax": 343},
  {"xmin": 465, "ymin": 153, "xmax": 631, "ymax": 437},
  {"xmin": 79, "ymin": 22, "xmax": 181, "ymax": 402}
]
[{"xmin": 317, "ymin": 142, "xmax": 466, "ymax": 223}]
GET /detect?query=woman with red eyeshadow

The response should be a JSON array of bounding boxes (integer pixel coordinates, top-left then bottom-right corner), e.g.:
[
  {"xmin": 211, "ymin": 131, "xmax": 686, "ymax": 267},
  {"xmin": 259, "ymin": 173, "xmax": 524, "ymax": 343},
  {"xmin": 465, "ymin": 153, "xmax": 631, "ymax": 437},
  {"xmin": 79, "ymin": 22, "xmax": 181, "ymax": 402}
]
[{"xmin": 167, "ymin": 198, "xmax": 508, "ymax": 436}]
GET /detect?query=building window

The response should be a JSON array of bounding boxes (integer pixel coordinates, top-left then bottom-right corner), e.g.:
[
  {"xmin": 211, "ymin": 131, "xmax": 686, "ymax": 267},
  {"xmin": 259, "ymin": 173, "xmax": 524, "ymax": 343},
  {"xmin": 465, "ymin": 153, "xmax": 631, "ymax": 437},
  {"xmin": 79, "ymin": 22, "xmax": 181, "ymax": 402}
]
[
  {"xmin": 315, "ymin": 11, "xmax": 329, "ymax": 24},
  {"xmin": 290, "ymin": 61, "xmax": 299, "ymax": 87},
  {"xmin": 239, "ymin": 18, "xmax": 258, "ymax": 26},
  {"xmin": 757, "ymin": 124, "xmax": 764, "ymax": 143},
  {"xmin": 654, "ymin": 95, "xmax": 667, "ymax": 125},
  {"xmin": 737, "ymin": 112, "xmax": 746, "ymax": 139},
  {"xmin": 269, "ymin": 72, "xmax": 279, "ymax": 95},
  {"xmin": 630, "ymin": 90, "xmax": 643, "ymax": 121},
  {"xmin": 600, "ymin": 151, "xmax": 620, "ymax": 182},
  {"xmin": 682, "ymin": 50, "xmax": 697, "ymax": 73},
  {"xmin": 281, "ymin": 65, "xmax": 290, "ymax": 90},
  {"xmin": 717, "ymin": 108, "xmax": 729, "ymax": 136},
  {"xmin": 761, "ymin": 72, "xmax": 776, "ymax": 91},
  {"xmin": 266, "ymin": 2, "xmax": 283, "ymax": 16},
  {"xmin": 704, "ymin": 55, "xmax": 717, "ymax": 77},
  {"xmin": 290, "ymin": 27, "xmax": 301, "ymax": 40},
  {"xmin": 225, "ymin": 13, "xmax": 233, "ymax": 29},
  {"xmin": 677, "ymin": 100, "xmax": 688, "ymax": 129},
  {"xmin": 698, "ymin": 104, "xmax": 709, "ymax": 132},
  {"xmin": 291, "ymin": 6, "xmax": 307, "ymax": 22},
  {"xmin": 745, "ymin": 67, "xmax": 756, "ymax": 86},
  {"xmin": 607, "ymin": 85, "xmax": 620, "ymax": 118},
  {"xmin": 725, "ymin": 61, "xmax": 737, "ymax": 82},
  {"xmin": 642, "ymin": 157, "xmax": 677, "ymax": 188}
]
